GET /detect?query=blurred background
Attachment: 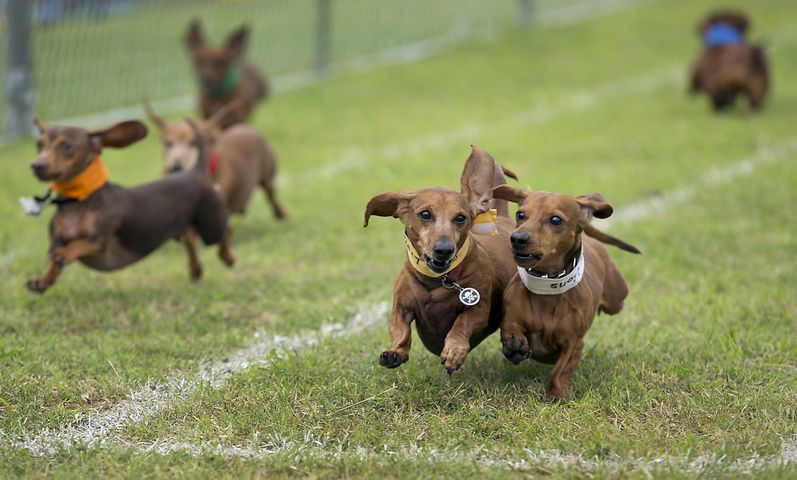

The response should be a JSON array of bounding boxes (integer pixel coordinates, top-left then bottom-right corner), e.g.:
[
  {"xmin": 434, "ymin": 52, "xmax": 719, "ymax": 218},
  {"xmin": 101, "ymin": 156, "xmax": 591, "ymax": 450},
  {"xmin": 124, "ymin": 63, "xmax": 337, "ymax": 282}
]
[{"xmin": 0, "ymin": 0, "xmax": 617, "ymax": 137}]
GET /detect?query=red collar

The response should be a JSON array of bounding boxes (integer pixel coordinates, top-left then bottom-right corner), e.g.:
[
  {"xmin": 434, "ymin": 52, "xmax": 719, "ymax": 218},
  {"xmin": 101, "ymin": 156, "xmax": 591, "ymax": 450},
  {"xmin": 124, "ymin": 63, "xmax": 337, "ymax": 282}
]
[
  {"xmin": 445, "ymin": 262, "xmax": 465, "ymax": 282},
  {"xmin": 208, "ymin": 150, "xmax": 219, "ymax": 175}
]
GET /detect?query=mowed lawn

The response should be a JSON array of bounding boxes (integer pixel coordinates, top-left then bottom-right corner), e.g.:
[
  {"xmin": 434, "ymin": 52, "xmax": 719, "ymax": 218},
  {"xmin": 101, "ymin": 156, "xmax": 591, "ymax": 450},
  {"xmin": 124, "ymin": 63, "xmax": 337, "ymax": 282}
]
[{"xmin": 1, "ymin": 0, "xmax": 796, "ymax": 477}]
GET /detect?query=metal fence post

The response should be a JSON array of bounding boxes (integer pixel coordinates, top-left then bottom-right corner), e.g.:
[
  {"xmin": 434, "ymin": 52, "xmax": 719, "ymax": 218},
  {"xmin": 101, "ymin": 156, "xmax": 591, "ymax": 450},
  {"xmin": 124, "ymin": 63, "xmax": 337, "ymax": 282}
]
[
  {"xmin": 517, "ymin": 0, "xmax": 534, "ymax": 27},
  {"xmin": 5, "ymin": 0, "xmax": 35, "ymax": 140},
  {"xmin": 315, "ymin": 0, "xmax": 331, "ymax": 76}
]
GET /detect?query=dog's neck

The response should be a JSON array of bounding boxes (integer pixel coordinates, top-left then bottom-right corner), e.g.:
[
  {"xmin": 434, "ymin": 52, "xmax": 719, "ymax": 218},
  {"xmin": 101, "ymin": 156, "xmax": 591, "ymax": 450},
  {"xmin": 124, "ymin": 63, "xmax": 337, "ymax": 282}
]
[
  {"xmin": 703, "ymin": 22, "xmax": 744, "ymax": 48},
  {"xmin": 210, "ymin": 64, "xmax": 241, "ymax": 98},
  {"xmin": 518, "ymin": 238, "xmax": 584, "ymax": 295},
  {"xmin": 50, "ymin": 154, "xmax": 108, "ymax": 202}
]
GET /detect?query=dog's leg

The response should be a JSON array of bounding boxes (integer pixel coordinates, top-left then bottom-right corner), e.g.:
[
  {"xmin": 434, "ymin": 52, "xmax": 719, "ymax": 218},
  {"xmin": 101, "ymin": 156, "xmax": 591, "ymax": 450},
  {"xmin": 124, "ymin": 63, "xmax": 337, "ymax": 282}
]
[
  {"xmin": 379, "ymin": 303, "xmax": 414, "ymax": 368},
  {"xmin": 182, "ymin": 229, "xmax": 203, "ymax": 281},
  {"xmin": 440, "ymin": 304, "xmax": 490, "ymax": 373},
  {"xmin": 26, "ymin": 239, "xmax": 102, "ymax": 293},
  {"xmin": 545, "ymin": 338, "xmax": 584, "ymax": 401},
  {"xmin": 261, "ymin": 177, "xmax": 287, "ymax": 220},
  {"xmin": 217, "ymin": 227, "xmax": 235, "ymax": 267}
]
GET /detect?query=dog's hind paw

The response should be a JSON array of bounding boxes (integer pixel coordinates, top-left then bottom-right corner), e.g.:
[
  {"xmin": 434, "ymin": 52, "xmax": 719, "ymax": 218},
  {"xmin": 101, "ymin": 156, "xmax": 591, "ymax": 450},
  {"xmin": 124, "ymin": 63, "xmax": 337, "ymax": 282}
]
[
  {"xmin": 502, "ymin": 335, "xmax": 530, "ymax": 365},
  {"xmin": 378, "ymin": 350, "xmax": 408, "ymax": 368},
  {"xmin": 25, "ymin": 278, "xmax": 49, "ymax": 294}
]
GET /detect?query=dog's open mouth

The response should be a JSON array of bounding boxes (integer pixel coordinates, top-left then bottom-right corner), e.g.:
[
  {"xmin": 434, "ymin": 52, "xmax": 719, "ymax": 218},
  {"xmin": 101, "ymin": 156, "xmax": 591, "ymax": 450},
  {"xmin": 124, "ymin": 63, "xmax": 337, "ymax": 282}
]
[
  {"xmin": 513, "ymin": 251, "xmax": 543, "ymax": 267},
  {"xmin": 423, "ymin": 254, "xmax": 452, "ymax": 274}
]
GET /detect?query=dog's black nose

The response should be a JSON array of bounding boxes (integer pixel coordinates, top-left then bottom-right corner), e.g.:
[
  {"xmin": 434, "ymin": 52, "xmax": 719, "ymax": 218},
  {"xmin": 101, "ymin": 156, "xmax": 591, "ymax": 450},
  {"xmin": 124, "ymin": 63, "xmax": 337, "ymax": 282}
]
[
  {"xmin": 31, "ymin": 162, "xmax": 46, "ymax": 175},
  {"xmin": 167, "ymin": 164, "xmax": 183, "ymax": 173},
  {"xmin": 433, "ymin": 238, "xmax": 455, "ymax": 260},
  {"xmin": 510, "ymin": 231, "xmax": 529, "ymax": 250}
]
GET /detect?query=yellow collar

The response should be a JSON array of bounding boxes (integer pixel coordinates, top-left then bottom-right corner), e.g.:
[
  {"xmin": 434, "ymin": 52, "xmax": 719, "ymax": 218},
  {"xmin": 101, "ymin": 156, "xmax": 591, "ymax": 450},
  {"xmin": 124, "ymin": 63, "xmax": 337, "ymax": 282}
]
[
  {"xmin": 50, "ymin": 155, "xmax": 108, "ymax": 201},
  {"xmin": 404, "ymin": 232, "xmax": 471, "ymax": 278}
]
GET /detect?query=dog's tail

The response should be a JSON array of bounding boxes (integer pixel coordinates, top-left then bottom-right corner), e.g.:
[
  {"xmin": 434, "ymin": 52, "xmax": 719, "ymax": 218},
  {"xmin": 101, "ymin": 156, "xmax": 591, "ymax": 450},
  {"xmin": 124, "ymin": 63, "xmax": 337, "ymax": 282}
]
[
  {"xmin": 582, "ymin": 223, "xmax": 641, "ymax": 254},
  {"xmin": 185, "ymin": 118, "xmax": 210, "ymax": 175},
  {"xmin": 501, "ymin": 165, "xmax": 518, "ymax": 181}
]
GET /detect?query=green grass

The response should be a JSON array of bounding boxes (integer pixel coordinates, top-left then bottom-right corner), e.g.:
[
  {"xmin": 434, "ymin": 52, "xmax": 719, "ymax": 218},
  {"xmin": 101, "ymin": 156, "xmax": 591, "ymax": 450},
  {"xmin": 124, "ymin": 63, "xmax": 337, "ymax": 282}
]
[{"xmin": 1, "ymin": 0, "xmax": 796, "ymax": 477}]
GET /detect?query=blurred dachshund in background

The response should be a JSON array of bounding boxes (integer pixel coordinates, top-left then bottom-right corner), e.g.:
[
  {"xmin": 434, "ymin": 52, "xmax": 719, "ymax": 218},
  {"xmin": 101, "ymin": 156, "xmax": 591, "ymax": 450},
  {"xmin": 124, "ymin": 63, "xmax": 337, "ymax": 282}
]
[
  {"xmin": 689, "ymin": 10, "xmax": 769, "ymax": 111},
  {"xmin": 185, "ymin": 20, "xmax": 268, "ymax": 129},
  {"xmin": 25, "ymin": 119, "xmax": 230, "ymax": 293}
]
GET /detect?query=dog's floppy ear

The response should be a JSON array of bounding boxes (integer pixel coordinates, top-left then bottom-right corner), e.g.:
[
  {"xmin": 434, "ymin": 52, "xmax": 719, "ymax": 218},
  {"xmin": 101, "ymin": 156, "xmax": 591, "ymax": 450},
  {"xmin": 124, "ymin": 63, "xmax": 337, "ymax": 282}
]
[
  {"xmin": 576, "ymin": 193, "xmax": 613, "ymax": 220},
  {"xmin": 460, "ymin": 145, "xmax": 498, "ymax": 216},
  {"xmin": 142, "ymin": 98, "xmax": 166, "ymax": 131},
  {"xmin": 89, "ymin": 120, "xmax": 148, "ymax": 150},
  {"xmin": 185, "ymin": 19, "xmax": 205, "ymax": 52},
  {"xmin": 33, "ymin": 118, "xmax": 48, "ymax": 135},
  {"xmin": 492, "ymin": 184, "xmax": 527, "ymax": 204},
  {"xmin": 225, "ymin": 25, "xmax": 249, "ymax": 60},
  {"xmin": 363, "ymin": 191, "xmax": 415, "ymax": 227}
]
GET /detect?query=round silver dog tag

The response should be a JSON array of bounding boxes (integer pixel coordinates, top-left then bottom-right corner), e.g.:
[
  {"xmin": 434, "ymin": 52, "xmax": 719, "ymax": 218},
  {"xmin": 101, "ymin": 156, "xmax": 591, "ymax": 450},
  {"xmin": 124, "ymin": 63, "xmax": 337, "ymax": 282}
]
[{"xmin": 459, "ymin": 287, "xmax": 480, "ymax": 306}]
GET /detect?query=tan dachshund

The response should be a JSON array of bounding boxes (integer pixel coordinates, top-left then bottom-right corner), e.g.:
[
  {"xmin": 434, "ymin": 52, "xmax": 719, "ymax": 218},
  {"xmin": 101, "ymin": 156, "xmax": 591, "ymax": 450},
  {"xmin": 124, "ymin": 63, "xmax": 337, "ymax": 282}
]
[
  {"xmin": 24, "ymin": 119, "xmax": 230, "ymax": 293},
  {"xmin": 493, "ymin": 186, "xmax": 639, "ymax": 400},
  {"xmin": 364, "ymin": 147, "xmax": 518, "ymax": 373},
  {"xmin": 144, "ymin": 101, "xmax": 286, "ymax": 279},
  {"xmin": 185, "ymin": 20, "xmax": 267, "ymax": 129}
]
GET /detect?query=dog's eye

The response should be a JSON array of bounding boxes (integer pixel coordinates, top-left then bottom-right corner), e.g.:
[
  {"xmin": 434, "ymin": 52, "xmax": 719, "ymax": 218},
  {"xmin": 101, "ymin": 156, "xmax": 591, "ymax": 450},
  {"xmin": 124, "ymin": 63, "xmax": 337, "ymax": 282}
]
[
  {"xmin": 61, "ymin": 142, "xmax": 72, "ymax": 153},
  {"xmin": 164, "ymin": 141, "xmax": 174, "ymax": 149},
  {"xmin": 549, "ymin": 216, "xmax": 564, "ymax": 226},
  {"xmin": 516, "ymin": 211, "xmax": 526, "ymax": 221},
  {"xmin": 35, "ymin": 140, "xmax": 43, "ymax": 152},
  {"xmin": 418, "ymin": 210, "xmax": 432, "ymax": 221},
  {"xmin": 453, "ymin": 214, "xmax": 467, "ymax": 225}
]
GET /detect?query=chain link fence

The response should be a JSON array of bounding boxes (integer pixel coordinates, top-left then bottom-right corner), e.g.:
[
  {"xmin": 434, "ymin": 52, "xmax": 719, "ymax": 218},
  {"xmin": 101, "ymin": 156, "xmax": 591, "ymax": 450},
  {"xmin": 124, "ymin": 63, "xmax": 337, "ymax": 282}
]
[{"xmin": 2, "ymin": 0, "xmax": 596, "ymax": 138}]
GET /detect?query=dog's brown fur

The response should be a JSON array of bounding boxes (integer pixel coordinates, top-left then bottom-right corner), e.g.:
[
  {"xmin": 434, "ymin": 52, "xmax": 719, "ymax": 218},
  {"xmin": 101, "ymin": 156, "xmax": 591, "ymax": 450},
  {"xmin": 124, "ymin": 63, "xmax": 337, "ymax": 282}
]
[
  {"xmin": 27, "ymin": 119, "xmax": 230, "ymax": 293},
  {"xmin": 363, "ymin": 147, "xmax": 517, "ymax": 372},
  {"xmin": 493, "ymin": 186, "xmax": 639, "ymax": 400},
  {"xmin": 690, "ymin": 11, "xmax": 769, "ymax": 111},
  {"xmin": 185, "ymin": 20, "xmax": 267, "ymax": 129}
]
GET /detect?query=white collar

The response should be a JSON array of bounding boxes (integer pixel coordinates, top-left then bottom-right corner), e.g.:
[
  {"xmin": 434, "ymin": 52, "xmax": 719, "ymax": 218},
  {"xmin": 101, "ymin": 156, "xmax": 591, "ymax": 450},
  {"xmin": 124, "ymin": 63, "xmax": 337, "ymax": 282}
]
[{"xmin": 517, "ymin": 246, "xmax": 585, "ymax": 295}]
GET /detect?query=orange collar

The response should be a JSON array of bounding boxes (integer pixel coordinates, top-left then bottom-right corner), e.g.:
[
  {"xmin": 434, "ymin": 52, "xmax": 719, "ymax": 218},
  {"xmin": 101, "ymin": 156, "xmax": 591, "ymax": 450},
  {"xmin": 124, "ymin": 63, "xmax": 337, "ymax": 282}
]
[{"xmin": 50, "ymin": 155, "xmax": 109, "ymax": 202}]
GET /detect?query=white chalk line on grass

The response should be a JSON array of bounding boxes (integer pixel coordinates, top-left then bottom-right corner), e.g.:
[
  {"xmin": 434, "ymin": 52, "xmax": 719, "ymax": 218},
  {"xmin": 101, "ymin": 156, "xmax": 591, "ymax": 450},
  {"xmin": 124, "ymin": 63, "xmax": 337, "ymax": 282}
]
[
  {"xmin": 43, "ymin": 0, "xmax": 656, "ymax": 130},
  {"xmin": 110, "ymin": 433, "xmax": 797, "ymax": 474},
  {"xmin": 595, "ymin": 137, "xmax": 797, "ymax": 229},
  {"xmin": 0, "ymin": 302, "xmax": 389, "ymax": 456}
]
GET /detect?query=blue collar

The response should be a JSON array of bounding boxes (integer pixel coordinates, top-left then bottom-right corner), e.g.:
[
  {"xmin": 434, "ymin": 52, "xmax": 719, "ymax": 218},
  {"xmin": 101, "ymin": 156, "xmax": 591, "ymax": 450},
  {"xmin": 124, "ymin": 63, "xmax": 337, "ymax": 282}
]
[{"xmin": 703, "ymin": 22, "xmax": 744, "ymax": 48}]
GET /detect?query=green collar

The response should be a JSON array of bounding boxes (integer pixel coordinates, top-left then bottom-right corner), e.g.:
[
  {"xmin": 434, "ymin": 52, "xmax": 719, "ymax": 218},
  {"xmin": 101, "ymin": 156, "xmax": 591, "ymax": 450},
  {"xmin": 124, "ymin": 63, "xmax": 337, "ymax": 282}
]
[{"xmin": 211, "ymin": 65, "xmax": 240, "ymax": 98}]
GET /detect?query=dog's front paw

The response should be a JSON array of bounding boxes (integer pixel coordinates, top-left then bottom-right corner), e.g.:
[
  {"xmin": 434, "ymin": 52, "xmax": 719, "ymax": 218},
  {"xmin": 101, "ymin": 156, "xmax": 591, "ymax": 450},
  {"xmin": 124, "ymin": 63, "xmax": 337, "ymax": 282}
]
[
  {"xmin": 502, "ymin": 334, "xmax": 530, "ymax": 365},
  {"xmin": 26, "ymin": 278, "xmax": 50, "ymax": 294},
  {"xmin": 440, "ymin": 340, "xmax": 470, "ymax": 374},
  {"xmin": 379, "ymin": 350, "xmax": 408, "ymax": 368},
  {"xmin": 189, "ymin": 265, "xmax": 203, "ymax": 282}
]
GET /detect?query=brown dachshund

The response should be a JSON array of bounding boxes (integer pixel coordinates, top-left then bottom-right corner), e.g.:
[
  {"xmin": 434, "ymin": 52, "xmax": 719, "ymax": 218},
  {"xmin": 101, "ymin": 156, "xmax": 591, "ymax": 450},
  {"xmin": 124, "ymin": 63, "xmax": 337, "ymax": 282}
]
[
  {"xmin": 24, "ymin": 118, "xmax": 230, "ymax": 293},
  {"xmin": 144, "ymin": 101, "xmax": 286, "ymax": 279},
  {"xmin": 493, "ymin": 186, "xmax": 640, "ymax": 400},
  {"xmin": 364, "ymin": 147, "xmax": 518, "ymax": 373},
  {"xmin": 185, "ymin": 20, "xmax": 268, "ymax": 129},
  {"xmin": 689, "ymin": 10, "xmax": 769, "ymax": 111}
]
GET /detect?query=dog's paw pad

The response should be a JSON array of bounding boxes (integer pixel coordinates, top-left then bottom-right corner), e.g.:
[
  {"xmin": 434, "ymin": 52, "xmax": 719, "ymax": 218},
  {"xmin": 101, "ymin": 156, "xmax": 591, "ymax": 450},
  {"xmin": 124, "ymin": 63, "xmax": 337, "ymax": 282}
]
[
  {"xmin": 378, "ymin": 351, "xmax": 407, "ymax": 368},
  {"xmin": 502, "ymin": 335, "xmax": 530, "ymax": 365}
]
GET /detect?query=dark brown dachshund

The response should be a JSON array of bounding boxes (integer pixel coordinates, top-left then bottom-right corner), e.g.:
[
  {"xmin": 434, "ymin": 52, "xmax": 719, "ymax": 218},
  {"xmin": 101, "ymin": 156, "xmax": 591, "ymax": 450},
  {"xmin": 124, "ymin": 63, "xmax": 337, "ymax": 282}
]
[
  {"xmin": 185, "ymin": 20, "xmax": 267, "ymax": 129},
  {"xmin": 690, "ymin": 10, "xmax": 769, "ymax": 111},
  {"xmin": 24, "ymin": 119, "xmax": 230, "ymax": 293},
  {"xmin": 493, "ymin": 186, "xmax": 640, "ymax": 400},
  {"xmin": 364, "ymin": 147, "xmax": 518, "ymax": 373}
]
